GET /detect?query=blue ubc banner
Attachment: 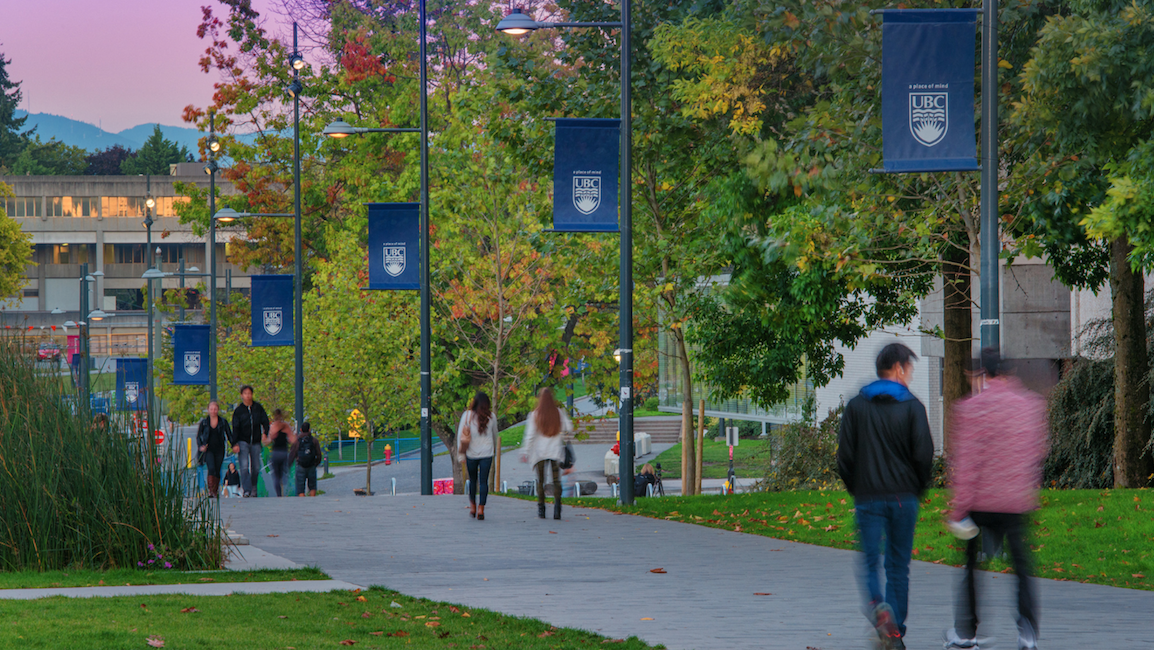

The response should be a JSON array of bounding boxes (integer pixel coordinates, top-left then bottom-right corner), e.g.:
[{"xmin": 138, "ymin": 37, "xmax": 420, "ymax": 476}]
[
  {"xmin": 367, "ymin": 203, "xmax": 420, "ymax": 291},
  {"xmin": 251, "ymin": 275, "xmax": 294, "ymax": 346},
  {"xmin": 553, "ymin": 118, "xmax": 620, "ymax": 232},
  {"xmin": 172, "ymin": 324, "xmax": 210, "ymax": 385},
  {"xmin": 881, "ymin": 10, "xmax": 980, "ymax": 173},
  {"xmin": 116, "ymin": 358, "xmax": 148, "ymax": 411}
]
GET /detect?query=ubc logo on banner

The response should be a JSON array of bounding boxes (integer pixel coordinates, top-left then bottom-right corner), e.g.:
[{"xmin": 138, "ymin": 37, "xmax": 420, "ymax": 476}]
[
  {"xmin": 384, "ymin": 244, "xmax": 406, "ymax": 277},
  {"xmin": 173, "ymin": 324, "xmax": 210, "ymax": 385},
  {"xmin": 909, "ymin": 91, "xmax": 948, "ymax": 146},
  {"xmin": 573, "ymin": 174, "xmax": 601, "ymax": 214},
  {"xmin": 553, "ymin": 118, "xmax": 619, "ymax": 232},
  {"xmin": 116, "ymin": 357, "xmax": 148, "ymax": 410},
  {"xmin": 125, "ymin": 382, "xmax": 140, "ymax": 404},
  {"xmin": 366, "ymin": 203, "xmax": 420, "ymax": 291},
  {"xmin": 880, "ymin": 10, "xmax": 980, "ymax": 173},
  {"xmin": 250, "ymin": 275, "xmax": 294, "ymax": 347}
]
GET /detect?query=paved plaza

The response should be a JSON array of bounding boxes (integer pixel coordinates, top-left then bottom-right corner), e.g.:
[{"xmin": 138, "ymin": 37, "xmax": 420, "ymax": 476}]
[{"xmin": 222, "ymin": 493, "xmax": 1154, "ymax": 650}]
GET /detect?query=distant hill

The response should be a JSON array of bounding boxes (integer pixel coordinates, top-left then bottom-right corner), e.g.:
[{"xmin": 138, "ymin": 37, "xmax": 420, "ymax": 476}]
[{"xmin": 12, "ymin": 111, "xmax": 250, "ymax": 154}]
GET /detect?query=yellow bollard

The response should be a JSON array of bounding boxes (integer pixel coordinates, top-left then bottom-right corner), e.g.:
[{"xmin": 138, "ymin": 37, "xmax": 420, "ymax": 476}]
[{"xmin": 187, "ymin": 437, "xmax": 193, "ymax": 469}]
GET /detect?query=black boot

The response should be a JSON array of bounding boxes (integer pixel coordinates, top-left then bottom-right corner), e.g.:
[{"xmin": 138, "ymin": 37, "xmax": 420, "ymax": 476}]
[
  {"xmin": 553, "ymin": 500, "xmax": 562, "ymax": 520},
  {"xmin": 538, "ymin": 503, "xmax": 546, "ymax": 519}
]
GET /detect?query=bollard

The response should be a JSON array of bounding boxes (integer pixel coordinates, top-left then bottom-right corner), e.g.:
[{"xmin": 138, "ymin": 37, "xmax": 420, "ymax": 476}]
[
  {"xmin": 502, "ymin": 480, "xmax": 508, "ymax": 493},
  {"xmin": 323, "ymin": 452, "xmax": 329, "ymax": 477},
  {"xmin": 464, "ymin": 479, "xmax": 470, "ymax": 496},
  {"xmin": 647, "ymin": 483, "xmax": 653, "ymax": 498},
  {"xmin": 391, "ymin": 476, "xmax": 397, "ymax": 496}
]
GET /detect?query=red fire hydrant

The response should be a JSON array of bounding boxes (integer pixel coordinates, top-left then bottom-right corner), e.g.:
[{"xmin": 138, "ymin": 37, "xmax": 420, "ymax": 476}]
[{"xmin": 384, "ymin": 443, "xmax": 393, "ymax": 465}]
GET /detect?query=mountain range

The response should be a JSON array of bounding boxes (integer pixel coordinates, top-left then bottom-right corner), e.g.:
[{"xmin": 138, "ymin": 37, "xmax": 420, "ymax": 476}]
[{"xmin": 14, "ymin": 111, "xmax": 221, "ymax": 153}]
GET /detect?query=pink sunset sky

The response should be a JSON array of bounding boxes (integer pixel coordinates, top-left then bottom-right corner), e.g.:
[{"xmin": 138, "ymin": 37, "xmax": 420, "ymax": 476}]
[{"xmin": 2, "ymin": 0, "xmax": 289, "ymax": 133}]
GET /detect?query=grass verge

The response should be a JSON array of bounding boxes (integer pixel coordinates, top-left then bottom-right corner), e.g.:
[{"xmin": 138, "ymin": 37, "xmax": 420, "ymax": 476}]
[
  {"xmin": 538, "ymin": 489, "xmax": 1154, "ymax": 591},
  {"xmin": 0, "ymin": 586, "xmax": 660, "ymax": 649},
  {"xmin": 652, "ymin": 438, "xmax": 772, "ymax": 479},
  {"xmin": 0, "ymin": 568, "xmax": 328, "ymax": 590}
]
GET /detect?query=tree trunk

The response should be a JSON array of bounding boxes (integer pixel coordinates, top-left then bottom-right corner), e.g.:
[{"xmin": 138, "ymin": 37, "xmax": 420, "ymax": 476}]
[
  {"xmin": 1110, "ymin": 237, "xmax": 1152, "ymax": 488},
  {"xmin": 434, "ymin": 422, "xmax": 464, "ymax": 494},
  {"xmin": 365, "ymin": 422, "xmax": 373, "ymax": 496},
  {"xmin": 673, "ymin": 327, "xmax": 696, "ymax": 495},
  {"xmin": 681, "ymin": 402, "xmax": 690, "ymax": 493},
  {"xmin": 942, "ymin": 239, "xmax": 972, "ymax": 455}
]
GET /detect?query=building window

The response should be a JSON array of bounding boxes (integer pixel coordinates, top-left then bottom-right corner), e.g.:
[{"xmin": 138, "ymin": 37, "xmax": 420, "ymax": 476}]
[
  {"xmin": 113, "ymin": 244, "xmax": 145, "ymax": 264},
  {"xmin": 101, "ymin": 197, "xmax": 145, "ymax": 217},
  {"xmin": 3, "ymin": 197, "xmax": 42, "ymax": 218},
  {"xmin": 152, "ymin": 196, "xmax": 190, "ymax": 217},
  {"xmin": 50, "ymin": 244, "xmax": 94, "ymax": 265},
  {"xmin": 22, "ymin": 288, "xmax": 38, "ymax": 298},
  {"xmin": 47, "ymin": 197, "xmax": 99, "ymax": 218},
  {"xmin": 154, "ymin": 243, "xmax": 183, "ymax": 264},
  {"xmin": 106, "ymin": 288, "xmax": 143, "ymax": 311}
]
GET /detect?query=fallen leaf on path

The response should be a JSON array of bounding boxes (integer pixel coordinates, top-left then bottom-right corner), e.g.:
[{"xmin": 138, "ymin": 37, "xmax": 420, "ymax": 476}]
[
  {"xmin": 362, "ymin": 612, "xmax": 371, "ymax": 618},
  {"xmin": 538, "ymin": 631, "xmax": 554, "ymax": 637},
  {"xmin": 140, "ymin": 603, "xmax": 148, "ymax": 609},
  {"xmin": 355, "ymin": 595, "xmax": 367, "ymax": 602},
  {"xmin": 449, "ymin": 606, "xmax": 460, "ymax": 613},
  {"xmin": 753, "ymin": 593, "xmax": 773, "ymax": 596},
  {"xmin": 462, "ymin": 612, "xmax": 471, "ymax": 617},
  {"xmin": 649, "ymin": 568, "xmax": 667, "ymax": 574},
  {"xmin": 602, "ymin": 640, "xmax": 625, "ymax": 644},
  {"xmin": 338, "ymin": 640, "xmax": 356, "ymax": 646},
  {"xmin": 146, "ymin": 636, "xmax": 165, "ymax": 648},
  {"xmin": 549, "ymin": 531, "xmax": 557, "ymax": 534},
  {"xmin": 369, "ymin": 632, "xmax": 384, "ymax": 636},
  {"xmin": 426, "ymin": 622, "xmax": 440, "ymax": 628},
  {"xmin": 197, "ymin": 578, "xmax": 215, "ymax": 582},
  {"xmin": 278, "ymin": 616, "xmax": 288, "ymax": 619},
  {"xmin": 640, "ymin": 617, "xmax": 654, "ymax": 620},
  {"xmin": 180, "ymin": 607, "xmax": 199, "ymax": 613},
  {"xmin": 389, "ymin": 631, "xmax": 409, "ymax": 637},
  {"xmin": 267, "ymin": 534, "xmax": 279, "ymax": 537},
  {"xmin": 1134, "ymin": 574, "xmax": 1146, "ymax": 578}
]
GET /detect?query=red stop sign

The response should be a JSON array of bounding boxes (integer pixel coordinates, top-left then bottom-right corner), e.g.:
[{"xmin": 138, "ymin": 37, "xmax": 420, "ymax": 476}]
[{"xmin": 153, "ymin": 430, "xmax": 166, "ymax": 445}]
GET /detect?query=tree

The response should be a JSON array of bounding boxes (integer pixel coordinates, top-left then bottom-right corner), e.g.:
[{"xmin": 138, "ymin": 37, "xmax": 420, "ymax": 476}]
[
  {"xmin": 120, "ymin": 125, "xmax": 189, "ymax": 176},
  {"xmin": 0, "ymin": 182, "xmax": 33, "ymax": 306},
  {"xmin": 85, "ymin": 145, "xmax": 134, "ymax": 175},
  {"xmin": 11, "ymin": 136, "xmax": 88, "ymax": 175},
  {"xmin": 0, "ymin": 52, "xmax": 29, "ymax": 171},
  {"xmin": 1011, "ymin": 0, "xmax": 1154, "ymax": 487}
]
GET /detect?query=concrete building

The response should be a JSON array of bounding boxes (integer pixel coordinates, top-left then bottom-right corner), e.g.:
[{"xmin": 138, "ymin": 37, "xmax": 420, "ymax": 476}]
[{"xmin": 0, "ymin": 168, "xmax": 245, "ymax": 356}]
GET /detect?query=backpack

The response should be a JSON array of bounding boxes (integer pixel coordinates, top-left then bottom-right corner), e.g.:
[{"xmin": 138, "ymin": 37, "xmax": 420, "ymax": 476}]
[{"xmin": 297, "ymin": 434, "xmax": 319, "ymax": 468}]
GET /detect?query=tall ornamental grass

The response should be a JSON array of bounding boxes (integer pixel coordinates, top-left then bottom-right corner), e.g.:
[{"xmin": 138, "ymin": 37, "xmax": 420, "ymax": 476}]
[{"xmin": 0, "ymin": 342, "xmax": 221, "ymax": 571}]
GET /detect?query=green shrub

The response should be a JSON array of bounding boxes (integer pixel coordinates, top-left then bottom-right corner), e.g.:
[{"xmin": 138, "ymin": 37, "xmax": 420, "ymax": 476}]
[
  {"xmin": 758, "ymin": 403, "xmax": 844, "ymax": 492},
  {"xmin": 1046, "ymin": 356, "xmax": 1116, "ymax": 489},
  {"xmin": 642, "ymin": 396, "xmax": 659, "ymax": 412},
  {"xmin": 0, "ymin": 341, "xmax": 221, "ymax": 571}
]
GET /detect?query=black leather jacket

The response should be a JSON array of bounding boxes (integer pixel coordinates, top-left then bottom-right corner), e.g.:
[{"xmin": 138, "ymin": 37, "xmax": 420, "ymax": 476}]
[
  {"xmin": 197, "ymin": 416, "xmax": 235, "ymax": 450},
  {"xmin": 231, "ymin": 401, "xmax": 270, "ymax": 445}
]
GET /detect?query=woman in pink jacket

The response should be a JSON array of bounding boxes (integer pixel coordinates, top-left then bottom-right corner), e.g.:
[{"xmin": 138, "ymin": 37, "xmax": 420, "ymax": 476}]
[{"xmin": 944, "ymin": 347, "xmax": 1049, "ymax": 650}]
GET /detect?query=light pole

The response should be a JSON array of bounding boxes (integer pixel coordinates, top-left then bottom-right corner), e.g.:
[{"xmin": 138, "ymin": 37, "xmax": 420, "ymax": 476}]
[
  {"xmin": 205, "ymin": 114, "xmax": 221, "ymax": 400},
  {"xmin": 288, "ymin": 22, "xmax": 306, "ymax": 428},
  {"xmin": 76, "ymin": 265, "xmax": 108, "ymax": 408},
  {"xmin": 497, "ymin": 4, "xmax": 636, "ymax": 503}
]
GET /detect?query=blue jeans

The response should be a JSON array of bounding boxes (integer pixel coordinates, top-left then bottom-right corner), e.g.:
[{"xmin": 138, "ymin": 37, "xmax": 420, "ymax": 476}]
[
  {"xmin": 237, "ymin": 441, "xmax": 263, "ymax": 496},
  {"xmin": 466, "ymin": 456, "xmax": 493, "ymax": 506},
  {"xmin": 855, "ymin": 494, "xmax": 919, "ymax": 636}
]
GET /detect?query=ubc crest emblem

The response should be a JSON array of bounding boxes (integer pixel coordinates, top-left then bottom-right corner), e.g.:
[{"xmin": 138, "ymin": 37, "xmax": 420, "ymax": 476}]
[
  {"xmin": 573, "ymin": 175, "xmax": 601, "ymax": 215},
  {"xmin": 184, "ymin": 351, "xmax": 201, "ymax": 376},
  {"xmin": 125, "ymin": 381, "xmax": 139, "ymax": 404},
  {"xmin": 263, "ymin": 308, "xmax": 283, "ymax": 336},
  {"xmin": 384, "ymin": 245, "xmax": 406, "ymax": 277},
  {"xmin": 909, "ymin": 92, "xmax": 948, "ymax": 147}
]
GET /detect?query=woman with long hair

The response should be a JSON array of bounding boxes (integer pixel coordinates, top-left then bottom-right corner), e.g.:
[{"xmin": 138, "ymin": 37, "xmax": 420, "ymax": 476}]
[
  {"xmin": 196, "ymin": 400, "xmax": 234, "ymax": 498},
  {"xmin": 458, "ymin": 391, "xmax": 497, "ymax": 520},
  {"xmin": 263, "ymin": 408, "xmax": 296, "ymax": 497},
  {"xmin": 521, "ymin": 388, "xmax": 572, "ymax": 520}
]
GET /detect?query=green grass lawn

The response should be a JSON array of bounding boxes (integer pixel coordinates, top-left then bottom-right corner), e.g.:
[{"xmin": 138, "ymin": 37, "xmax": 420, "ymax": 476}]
[
  {"xmin": 326, "ymin": 436, "xmax": 419, "ymax": 465},
  {"xmin": 0, "ymin": 586, "xmax": 660, "ymax": 649},
  {"xmin": 0, "ymin": 568, "xmax": 327, "ymax": 590},
  {"xmin": 652, "ymin": 438, "xmax": 772, "ymax": 479},
  {"xmin": 542, "ymin": 489, "xmax": 1154, "ymax": 591}
]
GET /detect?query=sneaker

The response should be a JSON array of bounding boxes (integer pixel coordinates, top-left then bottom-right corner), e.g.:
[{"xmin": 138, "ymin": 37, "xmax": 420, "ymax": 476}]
[
  {"xmin": 944, "ymin": 628, "xmax": 979, "ymax": 649},
  {"xmin": 1018, "ymin": 618, "xmax": 1038, "ymax": 649},
  {"xmin": 872, "ymin": 603, "xmax": 902, "ymax": 649}
]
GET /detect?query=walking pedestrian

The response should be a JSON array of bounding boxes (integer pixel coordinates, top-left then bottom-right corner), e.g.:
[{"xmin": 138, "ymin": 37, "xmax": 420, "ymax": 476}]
[
  {"xmin": 458, "ymin": 391, "xmax": 497, "ymax": 520},
  {"xmin": 223, "ymin": 462, "xmax": 242, "ymax": 498},
  {"xmin": 292, "ymin": 422, "xmax": 321, "ymax": 497},
  {"xmin": 231, "ymin": 385, "xmax": 270, "ymax": 497},
  {"xmin": 837, "ymin": 343, "xmax": 934, "ymax": 650},
  {"xmin": 197, "ymin": 400, "xmax": 234, "ymax": 498},
  {"xmin": 264, "ymin": 409, "xmax": 296, "ymax": 497},
  {"xmin": 520, "ymin": 387, "xmax": 572, "ymax": 520},
  {"xmin": 944, "ymin": 347, "xmax": 1048, "ymax": 650}
]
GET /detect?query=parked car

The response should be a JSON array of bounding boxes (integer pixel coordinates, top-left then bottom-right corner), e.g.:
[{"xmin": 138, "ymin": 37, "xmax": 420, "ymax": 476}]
[{"xmin": 37, "ymin": 342, "xmax": 61, "ymax": 361}]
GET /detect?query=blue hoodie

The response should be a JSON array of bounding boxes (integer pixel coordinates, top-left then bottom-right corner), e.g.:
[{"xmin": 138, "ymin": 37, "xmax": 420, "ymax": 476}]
[{"xmin": 859, "ymin": 379, "xmax": 916, "ymax": 403}]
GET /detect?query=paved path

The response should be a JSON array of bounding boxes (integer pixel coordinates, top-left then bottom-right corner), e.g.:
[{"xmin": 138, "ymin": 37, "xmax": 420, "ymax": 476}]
[{"xmin": 222, "ymin": 494, "xmax": 1154, "ymax": 650}]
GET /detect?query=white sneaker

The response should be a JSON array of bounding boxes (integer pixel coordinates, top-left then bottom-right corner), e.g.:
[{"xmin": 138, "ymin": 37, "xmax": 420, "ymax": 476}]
[{"xmin": 943, "ymin": 628, "xmax": 978, "ymax": 649}]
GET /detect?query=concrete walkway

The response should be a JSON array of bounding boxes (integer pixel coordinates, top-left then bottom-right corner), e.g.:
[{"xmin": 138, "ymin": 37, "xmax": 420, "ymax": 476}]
[{"xmin": 221, "ymin": 493, "xmax": 1154, "ymax": 650}]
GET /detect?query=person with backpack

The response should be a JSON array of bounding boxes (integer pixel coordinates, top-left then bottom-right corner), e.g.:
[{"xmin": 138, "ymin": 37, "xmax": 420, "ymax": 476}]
[
  {"xmin": 292, "ymin": 422, "xmax": 321, "ymax": 497},
  {"xmin": 264, "ymin": 409, "xmax": 296, "ymax": 497},
  {"xmin": 231, "ymin": 385, "xmax": 270, "ymax": 497},
  {"xmin": 458, "ymin": 391, "xmax": 497, "ymax": 520},
  {"xmin": 521, "ymin": 388, "xmax": 573, "ymax": 520},
  {"xmin": 943, "ymin": 347, "xmax": 1048, "ymax": 650},
  {"xmin": 837, "ymin": 343, "xmax": 934, "ymax": 650}
]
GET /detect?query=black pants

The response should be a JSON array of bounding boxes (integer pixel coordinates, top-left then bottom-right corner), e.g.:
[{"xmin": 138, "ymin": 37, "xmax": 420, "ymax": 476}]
[
  {"xmin": 466, "ymin": 456, "xmax": 493, "ymax": 506},
  {"xmin": 956, "ymin": 511, "xmax": 1037, "ymax": 639},
  {"xmin": 535, "ymin": 459, "xmax": 561, "ymax": 506},
  {"xmin": 270, "ymin": 449, "xmax": 289, "ymax": 497}
]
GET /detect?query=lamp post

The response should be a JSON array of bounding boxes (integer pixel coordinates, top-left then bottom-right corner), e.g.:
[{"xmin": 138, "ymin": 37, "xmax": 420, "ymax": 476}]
[
  {"xmin": 497, "ymin": 4, "xmax": 635, "ymax": 503},
  {"xmin": 77, "ymin": 265, "xmax": 108, "ymax": 408},
  {"xmin": 205, "ymin": 113, "xmax": 221, "ymax": 401},
  {"xmin": 289, "ymin": 22, "xmax": 306, "ymax": 429}
]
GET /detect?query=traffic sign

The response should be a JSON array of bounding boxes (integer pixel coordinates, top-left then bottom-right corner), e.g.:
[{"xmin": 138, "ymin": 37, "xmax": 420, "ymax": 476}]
[
  {"xmin": 154, "ymin": 430, "xmax": 166, "ymax": 446},
  {"xmin": 725, "ymin": 426, "xmax": 739, "ymax": 447}
]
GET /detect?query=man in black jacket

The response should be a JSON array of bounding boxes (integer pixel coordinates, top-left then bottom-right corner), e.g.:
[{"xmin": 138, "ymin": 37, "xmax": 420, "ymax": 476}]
[
  {"xmin": 231, "ymin": 385, "xmax": 270, "ymax": 497},
  {"xmin": 838, "ymin": 343, "xmax": 934, "ymax": 650}
]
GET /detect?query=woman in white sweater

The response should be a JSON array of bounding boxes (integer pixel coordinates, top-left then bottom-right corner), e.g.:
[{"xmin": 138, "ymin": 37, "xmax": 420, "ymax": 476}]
[
  {"xmin": 520, "ymin": 388, "xmax": 572, "ymax": 520},
  {"xmin": 458, "ymin": 391, "xmax": 497, "ymax": 520}
]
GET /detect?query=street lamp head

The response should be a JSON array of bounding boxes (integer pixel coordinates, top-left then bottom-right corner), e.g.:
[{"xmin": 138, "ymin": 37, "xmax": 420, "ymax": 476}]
[
  {"xmin": 145, "ymin": 194, "xmax": 156, "ymax": 209},
  {"xmin": 141, "ymin": 268, "xmax": 167, "ymax": 280},
  {"xmin": 87, "ymin": 310, "xmax": 111, "ymax": 321},
  {"xmin": 188, "ymin": 266, "xmax": 201, "ymax": 272},
  {"xmin": 496, "ymin": 8, "xmax": 538, "ymax": 35},
  {"xmin": 51, "ymin": 307, "xmax": 64, "ymax": 315},
  {"xmin": 322, "ymin": 120, "xmax": 357, "ymax": 138},
  {"xmin": 207, "ymin": 136, "xmax": 222, "ymax": 153},
  {"xmin": 204, "ymin": 160, "xmax": 219, "ymax": 175},
  {"xmin": 64, "ymin": 320, "xmax": 77, "ymax": 328},
  {"xmin": 289, "ymin": 52, "xmax": 306, "ymax": 71},
  {"xmin": 91, "ymin": 270, "xmax": 104, "ymax": 277},
  {"xmin": 613, "ymin": 348, "xmax": 622, "ymax": 364},
  {"xmin": 213, "ymin": 207, "xmax": 241, "ymax": 223},
  {"xmin": 286, "ymin": 80, "xmax": 304, "ymax": 98}
]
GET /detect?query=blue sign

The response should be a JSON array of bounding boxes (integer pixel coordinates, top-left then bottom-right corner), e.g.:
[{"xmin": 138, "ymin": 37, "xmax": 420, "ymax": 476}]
[
  {"xmin": 553, "ymin": 118, "xmax": 620, "ymax": 232},
  {"xmin": 116, "ymin": 358, "xmax": 148, "ymax": 411},
  {"xmin": 172, "ymin": 324, "xmax": 210, "ymax": 385},
  {"xmin": 367, "ymin": 203, "xmax": 420, "ymax": 291},
  {"xmin": 250, "ymin": 275, "xmax": 294, "ymax": 347},
  {"xmin": 881, "ymin": 10, "xmax": 980, "ymax": 173}
]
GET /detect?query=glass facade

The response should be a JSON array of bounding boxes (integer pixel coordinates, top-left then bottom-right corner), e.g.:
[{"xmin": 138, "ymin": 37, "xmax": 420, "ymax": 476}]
[
  {"xmin": 152, "ymin": 196, "xmax": 189, "ymax": 216},
  {"xmin": 101, "ymin": 197, "xmax": 146, "ymax": 217},
  {"xmin": 41, "ymin": 244, "xmax": 95, "ymax": 264},
  {"xmin": 3, "ymin": 197, "xmax": 42, "ymax": 218},
  {"xmin": 47, "ymin": 197, "xmax": 99, "ymax": 217}
]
